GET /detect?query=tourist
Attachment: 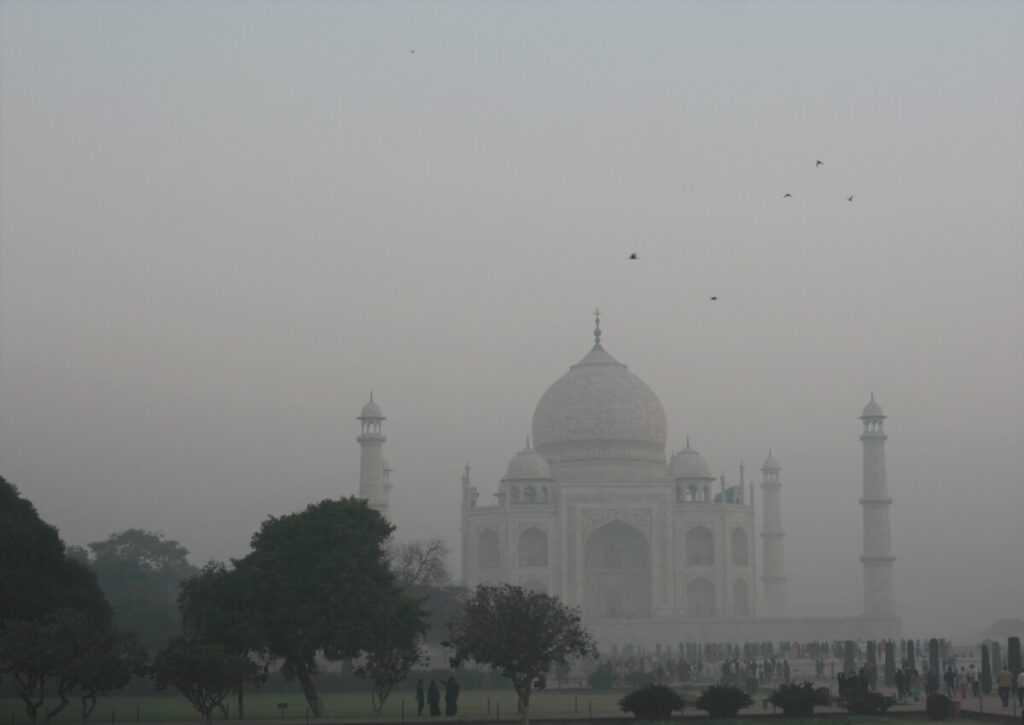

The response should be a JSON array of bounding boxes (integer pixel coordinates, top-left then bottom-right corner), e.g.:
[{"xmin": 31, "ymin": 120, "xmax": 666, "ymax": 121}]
[
  {"xmin": 959, "ymin": 667, "xmax": 969, "ymax": 699},
  {"xmin": 416, "ymin": 679, "xmax": 425, "ymax": 716},
  {"xmin": 969, "ymin": 665, "xmax": 980, "ymax": 697},
  {"xmin": 995, "ymin": 666, "xmax": 1013, "ymax": 707},
  {"xmin": 1016, "ymin": 668, "xmax": 1024, "ymax": 706},
  {"xmin": 427, "ymin": 679, "xmax": 441, "ymax": 716},
  {"xmin": 925, "ymin": 666, "xmax": 940, "ymax": 696},
  {"xmin": 445, "ymin": 675, "xmax": 460, "ymax": 716},
  {"xmin": 944, "ymin": 666, "xmax": 957, "ymax": 698},
  {"xmin": 911, "ymin": 670, "xmax": 924, "ymax": 702},
  {"xmin": 894, "ymin": 668, "xmax": 906, "ymax": 702}
]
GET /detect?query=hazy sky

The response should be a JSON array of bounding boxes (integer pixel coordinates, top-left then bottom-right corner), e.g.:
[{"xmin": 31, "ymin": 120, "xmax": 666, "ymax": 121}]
[{"xmin": 1, "ymin": 1, "xmax": 1021, "ymax": 642}]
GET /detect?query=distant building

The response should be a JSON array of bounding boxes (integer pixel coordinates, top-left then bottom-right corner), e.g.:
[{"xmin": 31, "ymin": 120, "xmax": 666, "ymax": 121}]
[{"xmin": 360, "ymin": 313, "xmax": 900, "ymax": 649}]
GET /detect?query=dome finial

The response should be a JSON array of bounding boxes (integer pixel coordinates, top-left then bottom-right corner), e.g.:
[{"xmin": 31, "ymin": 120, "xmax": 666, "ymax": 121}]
[
  {"xmin": 370, "ymin": 390, "xmax": 374, "ymax": 402},
  {"xmin": 686, "ymin": 434, "xmax": 691, "ymax": 448},
  {"xmin": 593, "ymin": 307, "xmax": 602, "ymax": 346},
  {"xmin": 526, "ymin": 433, "xmax": 531, "ymax": 449}
]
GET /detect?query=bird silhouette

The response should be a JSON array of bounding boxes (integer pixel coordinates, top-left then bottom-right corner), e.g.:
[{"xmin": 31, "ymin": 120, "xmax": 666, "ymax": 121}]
[
  {"xmin": 846, "ymin": 195, "xmax": 854, "ymax": 202},
  {"xmin": 783, "ymin": 193, "xmax": 792, "ymax": 198},
  {"xmin": 710, "ymin": 296, "xmax": 718, "ymax": 301},
  {"xmin": 410, "ymin": 50, "xmax": 416, "ymax": 54},
  {"xmin": 816, "ymin": 160, "xmax": 823, "ymax": 167},
  {"xmin": 628, "ymin": 253, "xmax": 638, "ymax": 260}
]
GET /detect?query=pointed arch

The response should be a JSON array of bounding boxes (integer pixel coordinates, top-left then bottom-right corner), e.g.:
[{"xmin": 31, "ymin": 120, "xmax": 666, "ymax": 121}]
[
  {"xmin": 477, "ymin": 529, "xmax": 499, "ymax": 569},
  {"xmin": 687, "ymin": 578, "xmax": 716, "ymax": 618},
  {"xmin": 732, "ymin": 579, "xmax": 749, "ymax": 616},
  {"xmin": 686, "ymin": 526, "xmax": 714, "ymax": 565},
  {"xmin": 518, "ymin": 527, "xmax": 548, "ymax": 567},
  {"xmin": 731, "ymin": 527, "xmax": 749, "ymax": 566}
]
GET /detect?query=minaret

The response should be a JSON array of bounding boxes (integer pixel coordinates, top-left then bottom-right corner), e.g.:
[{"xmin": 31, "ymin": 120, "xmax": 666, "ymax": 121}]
[
  {"xmin": 357, "ymin": 392, "xmax": 389, "ymax": 517},
  {"xmin": 860, "ymin": 394, "xmax": 895, "ymax": 618},
  {"xmin": 759, "ymin": 451, "xmax": 787, "ymax": 616}
]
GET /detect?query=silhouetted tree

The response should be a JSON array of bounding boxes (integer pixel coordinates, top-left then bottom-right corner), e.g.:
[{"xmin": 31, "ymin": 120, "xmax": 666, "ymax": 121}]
[
  {"xmin": 235, "ymin": 497, "xmax": 405, "ymax": 717},
  {"xmin": 446, "ymin": 584, "xmax": 597, "ymax": 725}
]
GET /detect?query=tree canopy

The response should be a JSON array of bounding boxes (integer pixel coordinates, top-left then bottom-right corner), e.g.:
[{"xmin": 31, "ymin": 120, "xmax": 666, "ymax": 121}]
[
  {"xmin": 446, "ymin": 584, "xmax": 597, "ymax": 724},
  {"xmin": 389, "ymin": 538, "xmax": 465, "ymax": 645},
  {"xmin": 85, "ymin": 529, "xmax": 197, "ymax": 653},
  {"xmin": 178, "ymin": 562, "xmax": 268, "ymax": 719},
  {"xmin": 234, "ymin": 497, "xmax": 415, "ymax": 717},
  {"xmin": 0, "ymin": 477, "xmax": 110, "ymax": 625}
]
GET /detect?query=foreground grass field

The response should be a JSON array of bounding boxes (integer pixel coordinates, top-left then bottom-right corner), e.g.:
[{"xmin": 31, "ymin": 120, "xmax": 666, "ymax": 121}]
[
  {"xmin": 0, "ymin": 690, "xmax": 999, "ymax": 725},
  {"xmin": 1, "ymin": 689, "xmax": 649, "ymax": 724}
]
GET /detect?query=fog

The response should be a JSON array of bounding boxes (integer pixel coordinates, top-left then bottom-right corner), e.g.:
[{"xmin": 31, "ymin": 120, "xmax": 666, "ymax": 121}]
[{"xmin": 1, "ymin": 1, "xmax": 1021, "ymax": 643}]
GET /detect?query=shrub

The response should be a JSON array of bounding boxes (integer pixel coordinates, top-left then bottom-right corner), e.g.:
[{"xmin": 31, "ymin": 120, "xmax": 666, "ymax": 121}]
[
  {"xmin": 695, "ymin": 684, "xmax": 753, "ymax": 718},
  {"xmin": 619, "ymin": 684, "xmax": 686, "ymax": 720},
  {"xmin": 926, "ymin": 693, "xmax": 952, "ymax": 721},
  {"xmin": 841, "ymin": 687, "xmax": 891, "ymax": 716},
  {"xmin": 587, "ymin": 662, "xmax": 615, "ymax": 691},
  {"xmin": 769, "ymin": 682, "xmax": 826, "ymax": 717}
]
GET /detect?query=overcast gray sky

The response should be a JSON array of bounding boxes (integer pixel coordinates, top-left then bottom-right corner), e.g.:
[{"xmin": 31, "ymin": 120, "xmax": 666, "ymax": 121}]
[{"xmin": 1, "ymin": 1, "xmax": 1021, "ymax": 642}]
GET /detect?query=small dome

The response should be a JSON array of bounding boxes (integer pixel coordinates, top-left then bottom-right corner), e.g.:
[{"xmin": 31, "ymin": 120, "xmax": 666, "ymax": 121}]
[
  {"xmin": 503, "ymin": 443, "xmax": 553, "ymax": 481},
  {"xmin": 360, "ymin": 396, "xmax": 384, "ymax": 419},
  {"xmin": 671, "ymin": 444, "xmax": 714, "ymax": 480},
  {"xmin": 762, "ymin": 451, "xmax": 780, "ymax": 471},
  {"xmin": 861, "ymin": 395, "xmax": 885, "ymax": 418}
]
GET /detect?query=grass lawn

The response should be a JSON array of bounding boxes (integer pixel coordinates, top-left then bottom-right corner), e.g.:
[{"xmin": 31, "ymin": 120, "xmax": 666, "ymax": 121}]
[{"xmin": 1, "ymin": 689, "xmax": 646, "ymax": 724}]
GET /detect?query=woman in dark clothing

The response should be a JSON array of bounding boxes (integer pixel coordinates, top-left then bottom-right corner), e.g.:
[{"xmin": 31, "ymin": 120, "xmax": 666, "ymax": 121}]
[
  {"xmin": 427, "ymin": 679, "xmax": 441, "ymax": 716},
  {"xmin": 415, "ymin": 679, "xmax": 425, "ymax": 716},
  {"xmin": 444, "ymin": 676, "xmax": 460, "ymax": 716}
]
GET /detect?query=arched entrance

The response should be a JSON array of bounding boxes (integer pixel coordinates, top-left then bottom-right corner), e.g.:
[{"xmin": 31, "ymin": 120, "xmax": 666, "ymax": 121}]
[{"xmin": 584, "ymin": 520, "xmax": 651, "ymax": 619}]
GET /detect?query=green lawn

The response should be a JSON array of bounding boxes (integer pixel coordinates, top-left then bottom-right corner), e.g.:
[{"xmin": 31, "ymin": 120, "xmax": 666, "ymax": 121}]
[{"xmin": 0, "ymin": 689, "xmax": 645, "ymax": 724}]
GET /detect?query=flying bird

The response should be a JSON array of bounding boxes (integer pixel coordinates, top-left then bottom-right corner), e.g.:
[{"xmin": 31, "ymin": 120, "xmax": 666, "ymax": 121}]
[
  {"xmin": 410, "ymin": 50, "xmax": 416, "ymax": 54},
  {"xmin": 710, "ymin": 296, "xmax": 718, "ymax": 301},
  {"xmin": 783, "ymin": 193, "xmax": 792, "ymax": 198},
  {"xmin": 816, "ymin": 160, "xmax": 823, "ymax": 167},
  {"xmin": 846, "ymin": 195, "xmax": 854, "ymax": 202},
  {"xmin": 628, "ymin": 253, "xmax": 638, "ymax": 260}
]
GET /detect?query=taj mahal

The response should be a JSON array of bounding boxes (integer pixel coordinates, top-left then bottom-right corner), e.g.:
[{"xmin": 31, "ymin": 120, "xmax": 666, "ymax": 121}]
[{"xmin": 354, "ymin": 313, "xmax": 900, "ymax": 649}]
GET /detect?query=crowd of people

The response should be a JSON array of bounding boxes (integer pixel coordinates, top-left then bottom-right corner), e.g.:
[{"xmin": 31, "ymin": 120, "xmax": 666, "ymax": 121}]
[{"xmin": 590, "ymin": 636, "xmax": 1023, "ymax": 710}]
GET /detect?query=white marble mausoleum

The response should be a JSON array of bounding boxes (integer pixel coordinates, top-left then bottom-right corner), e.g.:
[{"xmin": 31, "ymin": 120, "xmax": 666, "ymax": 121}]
[{"xmin": 356, "ymin": 314, "xmax": 900, "ymax": 650}]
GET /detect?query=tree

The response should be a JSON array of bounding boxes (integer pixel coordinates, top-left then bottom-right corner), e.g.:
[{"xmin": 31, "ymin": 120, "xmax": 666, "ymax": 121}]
[
  {"xmin": 0, "ymin": 478, "xmax": 110, "ymax": 624},
  {"xmin": 446, "ymin": 584, "xmax": 597, "ymax": 724},
  {"xmin": 236, "ymin": 497, "xmax": 405, "ymax": 717},
  {"xmin": 152, "ymin": 637, "xmax": 256, "ymax": 724},
  {"xmin": 179, "ymin": 562, "xmax": 269, "ymax": 720},
  {"xmin": 86, "ymin": 529, "xmax": 197, "ymax": 653},
  {"xmin": 0, "ymin": 479, "xmax": 130, "ymax": 723},
  {"xmin": 73, "ymin": 629, "xmax": 147, "ymax": 721},
  {"xmin": 354, "ymin": 597, "xmax": 426, "ymax": 715},
  {"xmin": 390, "ymin": 538, "xmax": 466, "ymax": 645},
  {"xmin": 390, "ymin": 538, "xmax": 451, "ymax": 590},
  {"xmin": 0, "ymin": 610, "xmax": 141, "ymax": 723}
]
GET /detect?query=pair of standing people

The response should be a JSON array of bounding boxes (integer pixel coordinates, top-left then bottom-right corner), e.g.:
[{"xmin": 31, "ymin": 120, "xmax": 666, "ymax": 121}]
[{"xmin": 416, "ymin": 676, "xmax": 460, "ymax": 716}]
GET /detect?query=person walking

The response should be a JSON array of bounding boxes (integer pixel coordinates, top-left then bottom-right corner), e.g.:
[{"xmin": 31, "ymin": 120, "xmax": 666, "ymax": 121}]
[
  {"xmin": 944, "ymin": 666, "xmax": 957, "ymax": 698},
  {"xmin": 1016, "ymin": 668, "xmax": 1024, "ymax": 707},
  {"xmin": 911, "ymin": 670, "xmax": 924, "ymax": 702},
  {"xmin": 996, "ymin": 666, "xmax": 1013, "ymax": 707},
  {"xmin": 416, "ymin": 679, "xmax": 426, "ymax": 716},
  {"xmin": 427, "ymin": 679, "xmax": 441, "ymax": 716},
  {"xmin": 445, "ymin": 675, "xmax": 460, "ymax": 716}
]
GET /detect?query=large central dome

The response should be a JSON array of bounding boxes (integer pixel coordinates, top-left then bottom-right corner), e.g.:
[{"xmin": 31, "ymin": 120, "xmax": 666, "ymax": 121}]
[{"xmin": 531, "ymin": 342, "xmax": 667, "ymax": 466}]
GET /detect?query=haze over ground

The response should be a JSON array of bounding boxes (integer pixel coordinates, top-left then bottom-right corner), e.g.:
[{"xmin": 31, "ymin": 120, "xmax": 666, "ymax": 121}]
[{"xmin": 1, "ymin": 1, "xmax": 1021, "ymax": 643}]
